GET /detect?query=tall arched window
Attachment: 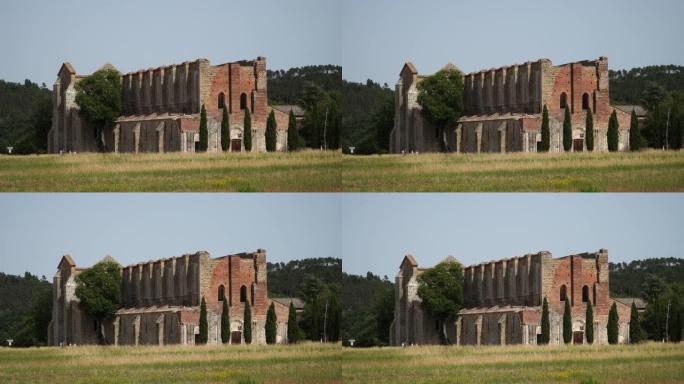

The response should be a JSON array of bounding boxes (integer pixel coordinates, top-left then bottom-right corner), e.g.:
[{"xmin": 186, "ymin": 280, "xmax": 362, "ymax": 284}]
[
  {"xmin": 560, "ymin": 92, "xmax": 568, "ymax": 109},
  {"xmin": 240, "ymin": 93, "xmax": 247, "ymax": 110},
  {"xmin": 218, "ymin": 92, "xmax": 225, "ymax": 109},
  {"xmin": 582, "ymin": 285, "xmax": 589, "ymax": 303},
  {"xmin": 240, "ymin": 285, "xmax": 247, "ymax": 303},
  {"xmin": 560, "ymin": 285, "xmax": 567, "ymax": 302},
  {"xmin": 582, "ymin": 93, "xmax": 589, "ymax": 110},
  {"xmin": 218, "ymin": 285, "xmax": 225, "ymax": 301}
]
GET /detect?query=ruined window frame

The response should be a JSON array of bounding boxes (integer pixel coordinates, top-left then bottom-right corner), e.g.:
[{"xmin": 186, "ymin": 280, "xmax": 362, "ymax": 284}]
[
  {"xmin": 218, "ymin": 284, "xmax": 225, "ymax": 302},
  {"xmin": 582, "ymin": 93, "xmax": 589, "ymax": 110},
  {"xmin": 582, "ymin": 285, "xmax": 589, "ymax": 303},
  {"xmin": 560, "ymin": 92, "xmax": 568, "ymax": 109},
  {"xmin": 560, "ymin": 285, "xmax": 567, "ymax": 302},
  {"xmin": 240, "ymin": 93, "xmax": 247, "ymax": 110},
  {"xmin": 240, "ymin": 285, "xmax": 247, "ymax": 303},
  {"xmin": 218, "ymin": 92, "xmax": 225, "ymax": 109}
]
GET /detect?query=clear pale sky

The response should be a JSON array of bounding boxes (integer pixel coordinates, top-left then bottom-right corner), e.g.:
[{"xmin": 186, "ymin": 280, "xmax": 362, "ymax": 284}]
[
  {"xmin": 0, "ymin": 0, "xmax": 340, "ymax": 86},
  {"xmin": 0, "ymin": 194, "xmax": 341, "ymax": 278},
  {"xmin": 342, "ymin": 0, "xmax": 684, "ymax": 86},
  {"xmin": 342, "ymin": 194, "xmax": 684, "ymax": 278}
]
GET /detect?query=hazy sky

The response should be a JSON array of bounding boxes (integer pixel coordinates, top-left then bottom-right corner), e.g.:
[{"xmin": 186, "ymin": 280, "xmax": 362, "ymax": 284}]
[
  {"xmin": 342, "ymin": 194, "xmax": 684, "ymax": 278},
  {"xmin": 0, "ymin": 194, "xmax": 341, "ymax": 278},
  {"xmin": 0, "ymin": 0, "xmax": 340, "ymax": 86},
  {"xmin": 342, "ymin": 0, "xmax": 684, "ymax": 86}
]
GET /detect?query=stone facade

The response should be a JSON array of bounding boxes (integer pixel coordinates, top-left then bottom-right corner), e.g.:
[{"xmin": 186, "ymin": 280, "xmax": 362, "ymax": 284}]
[
  {"xmin": 390, "ymin": 57, "xmax": 631, "ymax": 153},
  {"xmin": 390, "ymin": 249, "xmax": 631, "ymax": 346},
  {"xmin": 47, "ymin": 57, "xmax": 288, "ymax": 154},
  {"xmin": 48, "ymin": 249, "xmax": 289, "ymax": 346}
]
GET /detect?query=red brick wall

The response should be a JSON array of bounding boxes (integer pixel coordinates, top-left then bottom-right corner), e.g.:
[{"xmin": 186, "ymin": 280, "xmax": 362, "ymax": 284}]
[{"xmin": 547, "ymin": 251, "xmax": 610, "ymax": 319}]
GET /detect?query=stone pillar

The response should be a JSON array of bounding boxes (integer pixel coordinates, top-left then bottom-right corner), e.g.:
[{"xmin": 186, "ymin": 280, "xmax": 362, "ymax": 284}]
[
  {"xmin": 133, "ymin": 315, "xmax": 141, "ymax": 346},
  {"xmin": 474, "ymin": 72, "xmax": 484, "ymax": 114},
  {"xmin": 156, "ymin": 122, "xmax": 165, "ymax": 153},
  {"xmin": 181, "ymin": 324, "xmax": 187, "ymax": 345},
  {"xmin": 507, "ymin": 259, "xmax": 517, "ymax": 305},
  {"xmin": 132, "ymin": 265, "xmax": 142, "ymax": 307},
  {"xmin": 495, "ymin": 68, "xmax": 505, "ymax": 113},
  {"xmin": 113, "ymin": 124, "xmax": 120, "ymax": 153},
  {"xmin": 164, "ymin": 258, "xmax": 175, "ymax": 305},
  {"xmin": 156, "ymin": 314, "xmax": 164, "ymax": 346},
  {"xmin": 495, "ymin": 261, "xmax": 505, "ymax": 305},
  {"xmin": 113, "ymin": 317, "xmax": 120, "ymax": 346},
  {"xmin": 498, "ymin": 315, "xmax": 507, "ymax": 345},
  {"xmin": 456, "ymin": 317, "xmax": 462, "ymax": 346},
  {"xmin": 476, "ymin": 123, "xmax": 483, "ymax": 154},
  {"xmin": 522, "ymin": 131, "xmax": 529, "ymax": 153},
  {"xmin": 474, "ymin": 265, "xmax": 483, "ymax": 307},
  {"xmin": 142, "ymin": 262, "xmax": 152, "ymax": 307},
  {"xmin": 507, "ymin": 66, "xmax": 517, "ymax": 111},
  {"xmin": 522, "ymin": 324, "xmax": 529, "ymax": 345},
  {"xmin": 133, "ymin": 123, "xmax": 141, "ymax": 153},
  {"xmin": 476, "ymin": 315, "xmax": 483, "ymax": 346},
  {"xmin": 455, "ymin": 124, "xmax": 462, "ymax": 153},
  {"xmin": 499, "ymin": 122, "xmax": 507, "ymax": 153},
  {"xmin": 153, "ymin": 260, "xmax": 163, "ymax": 305},
  {"xmin": 133, "ymin": 72, "xmax": 142, "ymax": 114}
]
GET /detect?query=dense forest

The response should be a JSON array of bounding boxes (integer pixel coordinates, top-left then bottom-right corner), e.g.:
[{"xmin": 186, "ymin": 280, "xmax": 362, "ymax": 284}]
[
  {"xmin": 609, "ymin": 66, "xmax": 684, "ymax": 105},
  {"xmin": 609, "ymin": 257, "xmax": 684, "ymax": 297},
  {"xmin": 341, "ymin": 271, "xmax": 394, "ymax": 347},
  {"xmin": 341, "ymin": 80, "xmax": 394, "ymax": 154},
  {"xmin": 0, "ymin": 272, "xmax": 52, "ymax": 346},
  {"xmin": 267, "ymin": 65, "xmax": 341, "ymax": 105},
  {"xmin": 0, "ymin": 80, "xmax": 52, "ymax": 154}
]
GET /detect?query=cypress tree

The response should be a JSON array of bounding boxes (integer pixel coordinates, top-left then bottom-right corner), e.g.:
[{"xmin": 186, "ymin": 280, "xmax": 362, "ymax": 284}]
[
  {"xmin": 563, "ymin": 106, "xmax": 572, "ymax": 152},
  {"xmin": 243, "ymin": 301, "xmax": 252, "ymax": 344},
  {"xmin": 608, "ymin": 302, "xmax": 619, "ymax": 344},
  {"xmin": 243, "ymin": 109, "xmax": 252, "ymax": 152},
  {"xmin": 265, "ymin": 302, "xmax": 277, "ymax": 344},
  {"xmin": 287, "ymin": 301, "xmax": 301, "ymax": 343},
  {"xmin": 198, "ymin": 296, "xmax": 208, "ymax": 344},
  {"xmin": 221, "ymin": 106, "xmax": 230, "ymax": 152},
  {"xmin": 287, "ymin": 110, "xmax": 300, "ymax": 151},
  {"xmin": 629, "ymin": 109, "xmax": 641, "ymax": 151},
  {"xmin": 540, "ymin": 104, "xmax": 550, "ymax": 152},
  {"xmin": 221, "ymin": 297, "xmax": 230, "ymax": 344},
  {"xmin": 608, "ymin": 110, "xmax": 619, "ymax": 152},
  {"xmin": 563, "ymin": 299, "xmax": 572, "ymax": 344},
  {"xmin": 629, "ymin": 302, "xmax": 641, "ymax": 343},
  {"xmin": 586, "ymin": 300, "xmax": 594, "ymax": 344},
  {"xmin": 198, "ymin": 104, "xmax": 208, "ymax": 152},
  {"xmin": 540, "ymin": 297, "xmax": 550, "ymax": 344},
  {"xmin": 265, "ymin": 110, "xmax": 277, "ymax": 152},
  {"xmin": 586, "ymin": 108, "xmax": 594, "ymax": 152}
]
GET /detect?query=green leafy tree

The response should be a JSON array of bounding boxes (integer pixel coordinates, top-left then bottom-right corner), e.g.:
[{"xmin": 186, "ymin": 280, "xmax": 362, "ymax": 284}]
[
  {"xmin": 563, "ymin": 107, "xmax": 572, "ymax": 152},
  {"xmin": 287, "ymin": 301, "xmax": 302, "ymax": 343},
  {"xmin": 608, "ymin": 110, "xmax": 619, "ymax": 152},
  {"xmin": 266, "ymin": 110, "xmax": 277, "ymax": 152},
  {"xmin": 244, "ymin": 301, "xmax": 252, "ymax": 344},
  {"xmin": 629, "ymin": 302, "xmax": 641, "ymax": 343},
  {"xmin": 221, "ymin": 106, "xmax": 230, "ymax": 152},
  {"xmin": 74, "ymin": 260, "xmax": 121, "ymax": 344},
  {"xmin": 586, "ymin": 108, "xmax": 594, "ymax": 151},
  {"xmin": 629, "ymin": 109, "xmax": 641, "ymax": 151},
  {"xmin": 416, "ymin": 68, "xmax": 464, "ymax": 152},
  {"xmin": 540, "ymin": 297, "xmax": 550, "ymax": 344},
  {"xmin": 221, "ymin": 298, "xmax": 229, "ymax": 344},
  {"xmin": 198, "ymin": 105, "xmax": 208, "ymax": 152},
  {"xmin": 540, "ymin": 104, "xmax": 550, "ymax": 152},
  {"xmin": 243, "ymin": 109, "xmax": 252, "ymax": 152},
  {"xmin": 608, "ymin": 302, "xmax": 619, "ymax": 344},
  {"xmin": 74, "ymin": 68, "xmax": 122, "ymax": 151},
  {"xmin": 287, "ymin": 110, "xmax": 300, "ymax": 151},
  {"xmin": 299, "ymin": 82, "xmax": 324, "ymax": 148},
  {"xmin": 265, "ymin": 302, "xmax": 277, "ymax": 344},
  {"xmin": 198, "ymin": 296, "xmax": 208, "ymax": 344},
  {"xmin": 416, "ymin": 260, "xmax": 463, "ymax": 344},
  {"xmin": 563, "ymin": 299, "xmax": 572, "ymax": 344},
  {"xmin": 586, "ymin": 300, "xmax": 594, "ymax": 344}
]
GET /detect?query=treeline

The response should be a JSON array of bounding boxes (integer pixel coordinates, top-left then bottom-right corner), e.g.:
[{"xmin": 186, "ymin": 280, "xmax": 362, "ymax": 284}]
[
  {"xmin": 609, "ymin": 258, "xmax": 684, "ymax": 297},
  {"xmin": 267, "ymin": 65, "xmax": 341, "ymax": 150},
  {"xmin": 341, "ymin": 80, "xmax": 394, "ymax": 154},
  {"xmin": 341, "ymin": 271, "xmax": 394, "ymax": 347},
  {"xmin": 0, "ymin": 272, "xmax": 52, "ymax": 346},
  {"xmin": 610, "ymin": 66, "xmax": 684, "ymax": 149},
  {"xmin": 267, "ymin": 257, "xmax": 342, "ymax": 342},
  {"xmin": 0, "ymin": 80, "xmax": 52, "ymax": 154}
]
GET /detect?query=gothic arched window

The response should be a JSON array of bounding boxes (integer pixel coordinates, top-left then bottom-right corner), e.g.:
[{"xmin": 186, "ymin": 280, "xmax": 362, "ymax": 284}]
[
  {"xmin": 240, "ymin": 285, "xmax": 247, "ymax": 303},
  {"xmin": 560, "ymin": 285, "xmax": 567, "ymax": 302}
]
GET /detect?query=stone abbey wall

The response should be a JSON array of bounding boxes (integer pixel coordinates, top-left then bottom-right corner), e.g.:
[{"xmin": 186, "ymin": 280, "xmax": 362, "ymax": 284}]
[{"xmin": 49, "ymin": 250, "xmax": 289, "ymax": 346}]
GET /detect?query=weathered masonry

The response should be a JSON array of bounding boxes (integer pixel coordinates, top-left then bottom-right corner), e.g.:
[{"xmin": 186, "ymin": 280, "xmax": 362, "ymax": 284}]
[
  {"xmin": 47, "ymin": 57, "xmax": 290, "ymax": 154},
  {"xmin": 389, "ymin": 57, "xmax": 632, "ymax": 153},
  {"xmin": 390, "ymin": 249, "xmax": 631, "ymax": 346},
  {"xmin": 48, "ymin": 249, "xmax": 289, "ymax": 346}
]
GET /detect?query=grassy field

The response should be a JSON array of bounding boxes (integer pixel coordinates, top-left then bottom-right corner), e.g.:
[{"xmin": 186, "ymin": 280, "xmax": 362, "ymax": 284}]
[
  {"xmin": 0, "ymin": 342, "xmax": 341, "ymax": 384},
  {"xmin": 0, "ymin": 150, "xmax": 341, "ymax": 192},
  {"xmin": 342, "ymin": 342, "xmax": 684, "ymax": 384},
  {"xmin": 342, "ymin": 150, "xmax": 684, "ymax": 192}
]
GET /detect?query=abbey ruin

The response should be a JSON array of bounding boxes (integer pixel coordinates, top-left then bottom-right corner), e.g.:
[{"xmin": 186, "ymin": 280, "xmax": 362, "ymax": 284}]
[
  {"xmin": 390, "ymin": 249, "xmax": 631, "ymax": 346},
  {"xmin": 48, "ymin": 249, "xmax": 289, "ymax": 346},
  {"xmin": 47, "ymin": 57, "xmax": 289, "ymax": 154},
  {"xmin": 390, "ymin": 57, "xmax": 632, "ymax": 153}
]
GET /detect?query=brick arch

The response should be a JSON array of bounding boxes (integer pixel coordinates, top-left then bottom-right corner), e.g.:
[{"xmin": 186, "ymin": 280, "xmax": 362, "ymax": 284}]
[
  {"xmin": 218, "ymin": 92, "xmax": 225, "ymax": 109},
  {"xmin": 218, "ymin": 284, "xmax": 225, "ymax": 301},
  {"xmin": 582, "ymin": 93, "xmax": 590, "ymax": 110},
  {"xmin": 560, "ymin": 285, "xmax": 567, "ymax": 302},
  {"xmin": 240, "ymin": 285, "xmax": 247, "ymax": 302},
  {"xmin": 240, "ymin": 93, "xmax": 247, "ymax": 110}
]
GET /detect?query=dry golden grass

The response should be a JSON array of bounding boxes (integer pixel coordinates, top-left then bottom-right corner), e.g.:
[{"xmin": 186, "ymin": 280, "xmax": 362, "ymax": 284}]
[
  {"xmin": 0, "ymin": 342, "xmax": 341, "ymax": 384},
  {"xmin": 342, "ymin": 342, "xmax": 684, "ymax": 384},
  {"xmin": 342, "ymin": 150, "xmax": 684, "ymax": 191},
  {"xmin": 0, "ymin": 150, "xmax": 341, "ymax": 192}
]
